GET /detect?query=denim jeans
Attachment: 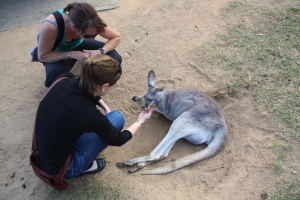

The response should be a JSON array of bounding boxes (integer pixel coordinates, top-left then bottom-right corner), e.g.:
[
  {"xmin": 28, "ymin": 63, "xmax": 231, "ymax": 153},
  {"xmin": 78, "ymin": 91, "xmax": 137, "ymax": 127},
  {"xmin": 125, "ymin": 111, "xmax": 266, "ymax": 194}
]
[
  {"xmin": 64, "ymin": 110, "xmax": 125, "ymax": 179},
  {"xmin": 44, "ymin": 40, "xmax": 122, "ymax": 87}
]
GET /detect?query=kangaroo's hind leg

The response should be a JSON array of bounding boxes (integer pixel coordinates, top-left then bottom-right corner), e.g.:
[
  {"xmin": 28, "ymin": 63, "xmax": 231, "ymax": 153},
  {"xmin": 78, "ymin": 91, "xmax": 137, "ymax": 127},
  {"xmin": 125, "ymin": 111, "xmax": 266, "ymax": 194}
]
[
  {"xmin": 119, "ymin": 112, "xmax": 192, "ymax": 172},
  {"xmin": 126, "ymin": 156, "xmax": 167, "ymax": 173},
  {"xmin": 117, "ymin": 136, "xmax": 177, "ymax": 173},
  {"xmin": 126, "ymin": 138, "xmax": 178, "ymax": 172},
  {"xmin": 123, "ymin": 137, "xmax": 178, "ymax": 173},
  {"xmin": 124, "ymin": 132, "xmax": 178, "ymax": 166}
]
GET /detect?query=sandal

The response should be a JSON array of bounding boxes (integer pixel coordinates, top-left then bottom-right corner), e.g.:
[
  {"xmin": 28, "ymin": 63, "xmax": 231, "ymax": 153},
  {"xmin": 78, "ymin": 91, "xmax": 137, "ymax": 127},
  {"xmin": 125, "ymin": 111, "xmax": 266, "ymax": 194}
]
[{"xmin": 80, "ymin": 158, "xmax": 106, "ymax": 176}]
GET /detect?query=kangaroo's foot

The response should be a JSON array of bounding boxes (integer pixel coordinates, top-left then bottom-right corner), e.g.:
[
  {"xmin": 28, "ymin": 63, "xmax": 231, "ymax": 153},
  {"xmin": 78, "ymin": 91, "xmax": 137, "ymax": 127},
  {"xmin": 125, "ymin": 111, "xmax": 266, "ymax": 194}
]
[
  {"xmin": 125, "ymin": 156, "xmax": 167, "ymax": 173},
  {"xmin": 116, "ymin": 162, "xmax": 127, "ymax": 168},
  {"xmin": 128, "ymin": 163, "xmax": 146, "ymax": 173}
]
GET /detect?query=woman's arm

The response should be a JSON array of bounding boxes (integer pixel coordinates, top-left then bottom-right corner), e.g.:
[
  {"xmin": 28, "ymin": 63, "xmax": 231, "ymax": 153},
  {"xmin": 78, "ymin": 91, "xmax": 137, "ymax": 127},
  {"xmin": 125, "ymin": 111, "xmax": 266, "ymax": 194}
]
[
  {"xmin": 84, "ymin": 26, "xmax": 122, "ymax": 58},
  {"xmin": 126, "ymin": 107, "xmax": 153, "ymax": 136},
  {"xmin": 38, "ymin": 21, "xmax": 90, "ymax": 62},
  {"xmin": 99, "ymin": 26, "xmax": 122, "ymax": 52},
  {"xmin": 37, "ymin": 21, "xmax": 63, "ymax": 62},
  {"xmin": 99, "ymin": 99, "xmax": 111, "ymax": 114},
  {"xmin": 99, "ymin": 99, "xmax": 152, "ymax": 134}
]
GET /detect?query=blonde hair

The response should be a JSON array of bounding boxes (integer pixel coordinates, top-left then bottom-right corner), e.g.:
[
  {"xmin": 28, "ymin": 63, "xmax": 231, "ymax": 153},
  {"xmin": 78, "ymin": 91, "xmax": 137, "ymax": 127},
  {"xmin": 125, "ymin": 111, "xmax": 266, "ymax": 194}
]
[{"xmin": 78, "ymin": 54, "xmax": 121, "ymax": 93}]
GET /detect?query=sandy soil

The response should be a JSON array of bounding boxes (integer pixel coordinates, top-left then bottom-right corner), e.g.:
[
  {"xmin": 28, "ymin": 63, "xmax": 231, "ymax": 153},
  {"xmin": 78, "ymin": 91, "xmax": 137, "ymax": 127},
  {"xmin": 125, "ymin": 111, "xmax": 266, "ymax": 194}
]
[{"xmin": 0, "ymin": 0, "xmax": 299, "ymax": 199}]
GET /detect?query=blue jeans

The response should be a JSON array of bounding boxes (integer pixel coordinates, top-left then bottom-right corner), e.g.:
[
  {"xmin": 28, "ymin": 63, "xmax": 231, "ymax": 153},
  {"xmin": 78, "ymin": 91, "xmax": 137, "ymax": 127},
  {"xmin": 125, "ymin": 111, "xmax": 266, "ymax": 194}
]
[
  {"xmin": 44, "ymin": 40, "xmax": 122, "ymax": 87},
  {"xmin": 64, "ymin": 110, "xmax": 125, "ymax": 180}
]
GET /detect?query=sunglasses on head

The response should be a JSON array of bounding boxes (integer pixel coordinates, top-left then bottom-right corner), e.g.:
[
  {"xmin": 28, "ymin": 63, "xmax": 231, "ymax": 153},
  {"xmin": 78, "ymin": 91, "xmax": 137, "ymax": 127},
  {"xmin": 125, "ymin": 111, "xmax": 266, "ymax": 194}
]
[
  {"xmin": 79, "ymin": 30, "xmax": 98, "ymax": 39},
  {"xmin": 98, "ymin": 65, "xmax": 123, "ymax": 85}
]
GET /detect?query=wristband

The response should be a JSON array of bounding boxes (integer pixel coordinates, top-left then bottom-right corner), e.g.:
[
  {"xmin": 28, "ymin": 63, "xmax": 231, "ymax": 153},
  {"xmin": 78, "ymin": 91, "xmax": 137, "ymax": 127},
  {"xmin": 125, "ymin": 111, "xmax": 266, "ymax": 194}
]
[
  {"xmin": 67, "ymin": 52, "xmax": 71, "ymax": 59},
  {"xmin": 136, "ymin": 119, "xmax": 143, "ymax": 125},
  {"xmin": 98, "ymin": 48, "xmax": 107, "ymax": 54}
]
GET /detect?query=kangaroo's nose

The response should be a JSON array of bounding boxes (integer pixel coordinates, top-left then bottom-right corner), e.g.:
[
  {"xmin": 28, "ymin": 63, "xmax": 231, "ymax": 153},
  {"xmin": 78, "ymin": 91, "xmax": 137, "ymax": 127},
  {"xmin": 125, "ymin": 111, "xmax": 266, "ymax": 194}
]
[{"xmin": 141, "ymin": 102, "xmax": 147, "ymax": 109}]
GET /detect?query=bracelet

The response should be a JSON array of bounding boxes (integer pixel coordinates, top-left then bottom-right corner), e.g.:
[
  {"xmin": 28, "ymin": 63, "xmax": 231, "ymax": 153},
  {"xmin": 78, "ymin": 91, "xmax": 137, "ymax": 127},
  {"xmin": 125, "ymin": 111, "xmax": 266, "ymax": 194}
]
[
  {"xmin": 136, "ymin": 119, "xmax": 143, "ymax": 125},
  {"xmin": 67, "ymin": 52, "xmax": 71, "ymax": 59},
  {"xmin": 98, "ymin": 48, "xmax": 107, "ymax": 54}
]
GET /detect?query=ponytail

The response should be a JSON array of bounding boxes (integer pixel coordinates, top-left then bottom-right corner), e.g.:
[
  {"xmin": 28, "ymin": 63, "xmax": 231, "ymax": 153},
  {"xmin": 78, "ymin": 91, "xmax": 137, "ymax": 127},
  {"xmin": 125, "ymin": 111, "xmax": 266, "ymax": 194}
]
[{"xmin": 78, "ymin": 55, "xmax": 121, "ymax": 93}]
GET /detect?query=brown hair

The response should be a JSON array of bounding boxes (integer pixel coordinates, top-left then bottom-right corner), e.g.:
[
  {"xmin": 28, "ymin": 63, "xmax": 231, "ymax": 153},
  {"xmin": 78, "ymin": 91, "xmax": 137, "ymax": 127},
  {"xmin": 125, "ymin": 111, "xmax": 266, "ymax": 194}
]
[
  {"xmin": 64, "ymin": 2, "xmax": 107, "ymax": 33},
  {"xmin": 78, "ymin": 54, "xmax": 121, "ymax": 93}
]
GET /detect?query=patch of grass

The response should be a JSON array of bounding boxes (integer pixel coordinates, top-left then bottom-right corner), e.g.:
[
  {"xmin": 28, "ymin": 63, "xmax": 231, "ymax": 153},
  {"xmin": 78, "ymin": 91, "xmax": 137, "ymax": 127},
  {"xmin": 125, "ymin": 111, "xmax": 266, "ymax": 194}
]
[
  {"xmin": 268, "ymin": 141, "xmax": 292, "ymax": 174},
  {"xmin": 271, "ymin": 181, "xmax": 300, "ymax": 200},
  {"xmin": 45, "ymin": 176, "xmax": 128, "ymax": 200},
  {"xmin": 195, "ymin": 1, "xmax": 300, "ymax": 198},
  {"xmin": 197, "ymin": 1, "xmax": 300, "ymax": 139}
]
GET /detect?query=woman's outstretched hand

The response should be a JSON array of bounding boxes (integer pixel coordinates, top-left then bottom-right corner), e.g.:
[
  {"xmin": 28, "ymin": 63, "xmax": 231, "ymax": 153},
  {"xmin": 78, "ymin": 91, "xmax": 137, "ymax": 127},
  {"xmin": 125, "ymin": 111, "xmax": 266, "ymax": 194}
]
[
  {"xmin": 137, "ymin": 106, "xmax": 153, "ymax": 123},
  {"xmin": 126, "ymin": 106, "xmax": 153, "ymax": 136}
]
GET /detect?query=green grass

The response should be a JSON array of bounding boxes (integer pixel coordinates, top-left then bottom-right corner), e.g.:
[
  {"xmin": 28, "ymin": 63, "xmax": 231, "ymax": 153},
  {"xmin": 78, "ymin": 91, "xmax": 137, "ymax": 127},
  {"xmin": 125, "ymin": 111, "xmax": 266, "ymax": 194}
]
[
  {"xmin": 45, "ymin": 176, "xmax": 128, "ymax": 200},
  {"xmin": 271, "ymin": 181, "xmax": 300, "ymax": 200},
  {"xmin": 268, "ymin": 141, "xmax": 292, "ymax": 174},
  {"xmin": 197, "ymin": 2, "xmax": 300, "ymax": 139},
  {"xmin": 195, "ymin": 1, "xmax": 300, "ymax": 198}
]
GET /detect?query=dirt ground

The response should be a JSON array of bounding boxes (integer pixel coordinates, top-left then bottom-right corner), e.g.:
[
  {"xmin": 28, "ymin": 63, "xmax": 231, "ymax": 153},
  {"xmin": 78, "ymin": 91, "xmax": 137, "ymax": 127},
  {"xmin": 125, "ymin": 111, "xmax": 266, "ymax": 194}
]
[{"xmin": 0, "ymin": 0, "xmax": 299, "ymax": 199}]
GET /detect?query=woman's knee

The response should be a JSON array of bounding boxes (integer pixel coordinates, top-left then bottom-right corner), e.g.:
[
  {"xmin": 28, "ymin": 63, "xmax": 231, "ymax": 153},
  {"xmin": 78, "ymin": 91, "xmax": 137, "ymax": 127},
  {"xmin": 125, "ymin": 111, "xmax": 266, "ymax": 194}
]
[
  {"xmin": 106, "ymin": 110, "xmax": 125, "ymax": 122},
  {"xmin": 105, "ymin": 110, "xmax": 125, "ymax": 130},
  {"xmin": 107, "ymin": 50, "xmax": 122, "ymax": 65},
  {"xmin": 45, "ymin": 60, "xmax": 75, "ymax": 87}
]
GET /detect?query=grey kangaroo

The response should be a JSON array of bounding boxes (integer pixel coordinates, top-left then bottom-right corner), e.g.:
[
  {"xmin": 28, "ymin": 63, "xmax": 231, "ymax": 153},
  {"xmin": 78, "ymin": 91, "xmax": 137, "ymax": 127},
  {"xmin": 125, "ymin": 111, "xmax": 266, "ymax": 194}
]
[{"xmin": 118, "ymin": 70, "xmax": 227, "ymax": 175}]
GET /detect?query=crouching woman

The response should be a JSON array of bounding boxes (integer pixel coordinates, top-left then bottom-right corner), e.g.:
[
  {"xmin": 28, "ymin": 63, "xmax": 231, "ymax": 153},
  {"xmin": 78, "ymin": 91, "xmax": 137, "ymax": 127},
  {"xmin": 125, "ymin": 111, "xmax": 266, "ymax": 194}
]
[{"xmin": 35, "ymin": 54, "xmax": 153, "ymax": 179}]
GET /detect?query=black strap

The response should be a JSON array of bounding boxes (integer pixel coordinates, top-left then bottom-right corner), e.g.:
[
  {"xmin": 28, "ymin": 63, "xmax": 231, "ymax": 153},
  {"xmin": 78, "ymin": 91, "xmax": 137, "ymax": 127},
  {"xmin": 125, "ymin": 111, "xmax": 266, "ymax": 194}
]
[{"xmin": 52, "ymin": 11, "xmax": 65, "ymax": 50}]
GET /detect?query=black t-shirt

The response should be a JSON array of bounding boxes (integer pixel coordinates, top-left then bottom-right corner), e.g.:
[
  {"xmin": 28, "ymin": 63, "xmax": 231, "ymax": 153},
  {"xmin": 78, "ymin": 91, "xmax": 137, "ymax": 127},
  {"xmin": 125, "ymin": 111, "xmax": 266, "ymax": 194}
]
[{"xmin": 35, "ymin": 73, "xmax": 132, "ymax": 175}]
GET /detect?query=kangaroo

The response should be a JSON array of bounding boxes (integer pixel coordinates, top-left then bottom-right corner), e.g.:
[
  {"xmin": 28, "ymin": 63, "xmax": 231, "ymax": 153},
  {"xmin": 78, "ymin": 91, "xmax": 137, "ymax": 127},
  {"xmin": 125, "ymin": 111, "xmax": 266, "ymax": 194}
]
[{"xmin": 117, "ymin": 70, "xmax": 228, "ymax": 175}]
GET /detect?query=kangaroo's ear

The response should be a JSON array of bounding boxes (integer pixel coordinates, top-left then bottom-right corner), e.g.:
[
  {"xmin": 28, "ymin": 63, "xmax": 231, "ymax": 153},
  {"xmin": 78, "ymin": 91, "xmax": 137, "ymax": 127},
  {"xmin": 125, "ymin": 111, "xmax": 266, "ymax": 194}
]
[
  {"xmin": 148, "ymin": 70, "xmax": 156, "ymax": 87},
  {"xmin": 155, "ymin": 87, "xmax": 165, "ymax": 93}
]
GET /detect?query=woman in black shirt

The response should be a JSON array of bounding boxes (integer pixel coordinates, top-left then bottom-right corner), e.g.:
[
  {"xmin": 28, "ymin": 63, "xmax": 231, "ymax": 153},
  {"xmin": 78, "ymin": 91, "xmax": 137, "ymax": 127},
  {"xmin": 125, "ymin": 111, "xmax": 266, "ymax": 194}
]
[{"xmin": 35, "ymin": 54, "xmax": 153, "ymax": 179}]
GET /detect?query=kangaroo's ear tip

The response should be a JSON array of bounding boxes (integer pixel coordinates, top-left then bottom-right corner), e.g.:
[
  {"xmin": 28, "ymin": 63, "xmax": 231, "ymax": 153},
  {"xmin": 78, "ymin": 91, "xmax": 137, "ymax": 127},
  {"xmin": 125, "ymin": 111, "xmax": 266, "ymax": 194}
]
[
  {"xmin": 148, "ymin": 70, "xmax": 156, "ymax": 86},
  {"xmin": 149, "ymin": 70, "xmax": 155, "ymax": 75}
]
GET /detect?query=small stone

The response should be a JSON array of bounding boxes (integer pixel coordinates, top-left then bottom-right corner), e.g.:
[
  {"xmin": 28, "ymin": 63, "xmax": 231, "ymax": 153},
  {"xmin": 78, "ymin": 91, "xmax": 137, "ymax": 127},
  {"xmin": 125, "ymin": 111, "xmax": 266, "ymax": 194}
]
[
  {"xmin": 22, "ymin": 184, "xmax": 26, "ymax": 189},
  {"xmin": 261, "ymin": 193, "xmax": 268, "ymax": 199},
  {"xmin": 10, "ymin": 172, "xmax": 15, "ymax": 178}
]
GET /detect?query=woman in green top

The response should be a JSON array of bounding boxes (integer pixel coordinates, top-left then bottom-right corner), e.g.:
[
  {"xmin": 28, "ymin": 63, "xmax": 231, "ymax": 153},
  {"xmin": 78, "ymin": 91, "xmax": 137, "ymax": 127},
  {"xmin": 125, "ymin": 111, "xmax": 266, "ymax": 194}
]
[{"xmin": 37, "ymin": 2, "xmax": 122, "ymax": 87}]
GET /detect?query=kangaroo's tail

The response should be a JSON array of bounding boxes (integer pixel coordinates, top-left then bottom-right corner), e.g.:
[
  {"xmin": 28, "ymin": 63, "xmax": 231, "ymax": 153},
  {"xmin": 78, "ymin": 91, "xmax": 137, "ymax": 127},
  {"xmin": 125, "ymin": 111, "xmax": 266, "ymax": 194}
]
[{"xmin": 142, "ymin": 128, "xmax": 227, "ymax": 175}]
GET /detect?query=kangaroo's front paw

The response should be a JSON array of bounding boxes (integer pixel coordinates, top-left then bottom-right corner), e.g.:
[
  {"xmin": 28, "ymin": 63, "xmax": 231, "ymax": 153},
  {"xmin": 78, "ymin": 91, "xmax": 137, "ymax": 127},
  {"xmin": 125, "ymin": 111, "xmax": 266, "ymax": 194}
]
[
  {"xmin": 132, "ymin": 96, "xmax": 139, "ymax": 102},
  {"xmin": 132, "ymin": 95, "xmax": 144, "ymax": 102}
]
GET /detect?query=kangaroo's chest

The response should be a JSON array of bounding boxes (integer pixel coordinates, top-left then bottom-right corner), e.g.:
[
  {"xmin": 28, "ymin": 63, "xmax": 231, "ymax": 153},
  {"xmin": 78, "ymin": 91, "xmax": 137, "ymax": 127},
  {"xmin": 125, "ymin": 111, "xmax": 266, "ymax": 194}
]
[{"xmin": 158, "ymin": 91, "xmax": 201, "ymax": 121}]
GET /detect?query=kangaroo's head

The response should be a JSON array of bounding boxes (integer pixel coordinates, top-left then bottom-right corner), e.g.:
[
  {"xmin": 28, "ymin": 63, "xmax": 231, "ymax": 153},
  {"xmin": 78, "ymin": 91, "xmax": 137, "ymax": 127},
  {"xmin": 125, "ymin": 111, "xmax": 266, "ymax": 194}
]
[{"xmin": 141, "ymin": 70, "xmax": 165, "ymax": 109}]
